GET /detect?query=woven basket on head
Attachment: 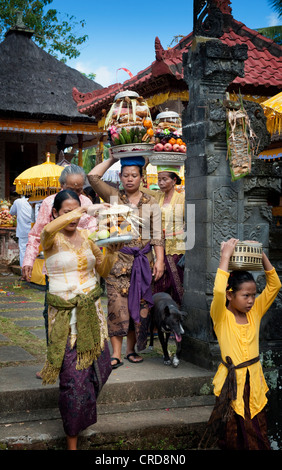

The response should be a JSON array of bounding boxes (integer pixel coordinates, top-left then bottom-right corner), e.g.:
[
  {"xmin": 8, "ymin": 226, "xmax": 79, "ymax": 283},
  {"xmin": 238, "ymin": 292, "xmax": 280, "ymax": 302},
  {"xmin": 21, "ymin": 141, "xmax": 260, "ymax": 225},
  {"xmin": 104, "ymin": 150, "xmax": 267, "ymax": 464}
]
[{"xmin": 227, "ymin": 241, "xmax": 263, "ymax": 271}]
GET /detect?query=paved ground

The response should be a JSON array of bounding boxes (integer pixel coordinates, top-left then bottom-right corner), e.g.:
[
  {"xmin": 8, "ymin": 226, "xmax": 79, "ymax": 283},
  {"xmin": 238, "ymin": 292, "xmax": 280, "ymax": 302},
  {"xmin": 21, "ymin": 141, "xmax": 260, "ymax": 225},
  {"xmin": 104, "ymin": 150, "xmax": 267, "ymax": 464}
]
[{"xmin": 0, "ymin": 272, "xmax": 214, "ymax": 397}]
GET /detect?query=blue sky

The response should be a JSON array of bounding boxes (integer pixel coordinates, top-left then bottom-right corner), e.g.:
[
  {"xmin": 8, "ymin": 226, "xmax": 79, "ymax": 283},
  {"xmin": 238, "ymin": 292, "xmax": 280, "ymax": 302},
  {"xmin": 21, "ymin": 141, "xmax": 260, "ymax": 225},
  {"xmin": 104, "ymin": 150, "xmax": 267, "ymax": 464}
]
[{"xmin": 49, "ymin": 0, "xmax": 281, "ymax": 87}]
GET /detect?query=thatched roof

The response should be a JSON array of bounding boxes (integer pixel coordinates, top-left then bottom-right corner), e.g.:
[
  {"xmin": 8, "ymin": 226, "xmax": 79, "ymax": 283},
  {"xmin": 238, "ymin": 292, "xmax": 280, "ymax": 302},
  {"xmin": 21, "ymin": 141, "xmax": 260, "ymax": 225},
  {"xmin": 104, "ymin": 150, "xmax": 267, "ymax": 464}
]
[{"xmin": 0, "ymin": 25, "xmax": 103, "ymax": 122}]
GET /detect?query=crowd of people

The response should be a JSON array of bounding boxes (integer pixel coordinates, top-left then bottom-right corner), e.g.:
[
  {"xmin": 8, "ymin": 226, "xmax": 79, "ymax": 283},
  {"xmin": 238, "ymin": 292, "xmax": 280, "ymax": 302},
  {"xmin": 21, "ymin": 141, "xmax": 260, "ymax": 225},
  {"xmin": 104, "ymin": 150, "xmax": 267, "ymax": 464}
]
[{"xmin": 10, "ymin": 158, "xmax": 281, "ymax": 451}]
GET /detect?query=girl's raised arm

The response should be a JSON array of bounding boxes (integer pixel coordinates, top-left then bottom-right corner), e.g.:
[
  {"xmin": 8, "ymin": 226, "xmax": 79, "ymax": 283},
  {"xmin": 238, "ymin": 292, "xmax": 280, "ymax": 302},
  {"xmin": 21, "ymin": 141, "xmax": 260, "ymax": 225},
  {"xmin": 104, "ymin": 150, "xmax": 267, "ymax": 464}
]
[{"xmin": 219, "ymin": 238, "xmax": 239, "ymax": 272}]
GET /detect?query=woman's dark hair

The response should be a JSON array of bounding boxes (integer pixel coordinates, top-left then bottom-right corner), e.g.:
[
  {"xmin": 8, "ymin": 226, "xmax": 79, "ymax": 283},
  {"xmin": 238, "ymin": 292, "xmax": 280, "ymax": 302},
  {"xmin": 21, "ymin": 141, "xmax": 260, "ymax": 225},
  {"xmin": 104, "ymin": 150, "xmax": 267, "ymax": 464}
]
[
  {"xmin": 168, "ymin": 172, "xmax": 182, "ymax": 186},
  {"xmin": 83, "ymin": 186, "xmax": 100, "ymax": 203},
  {"xmin": 52, "ymin": 189, "xmax": 81, "ymax": 213},
  {"xmin": 226, "ymin": 270, "xmax": 256, "ymax": 305}
]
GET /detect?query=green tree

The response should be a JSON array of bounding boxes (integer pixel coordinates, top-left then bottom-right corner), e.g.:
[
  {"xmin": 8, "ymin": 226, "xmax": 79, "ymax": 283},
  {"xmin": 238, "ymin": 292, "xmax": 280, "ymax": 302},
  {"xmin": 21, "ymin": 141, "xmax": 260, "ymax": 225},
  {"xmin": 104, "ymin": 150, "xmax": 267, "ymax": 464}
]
[
  {"xmin": 71, "ymin": 147, "xmax": 97, "ymax": 173},
  {"xmin": 0, "ymin": 0, "xmax": 88, "ymax": 62},
  {"xmin": 268, "ymin": 0, "xmax": 282, "ymax": 18},
  {"xmin": 257, "ymin": 25, "xmax": 282, "ymax": 45},
  {"xmin": 256, "ymin": 1, "xmax": 282, "ymax": 45}
]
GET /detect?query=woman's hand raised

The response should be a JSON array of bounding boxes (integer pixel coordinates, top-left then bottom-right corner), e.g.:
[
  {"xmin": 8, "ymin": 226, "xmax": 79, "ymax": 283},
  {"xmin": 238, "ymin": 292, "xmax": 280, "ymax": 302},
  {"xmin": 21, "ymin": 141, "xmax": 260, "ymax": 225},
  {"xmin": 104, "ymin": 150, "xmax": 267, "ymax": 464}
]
[{"xmin": 87, "ymin": 203, "xmax": 111, "ymax": 217}]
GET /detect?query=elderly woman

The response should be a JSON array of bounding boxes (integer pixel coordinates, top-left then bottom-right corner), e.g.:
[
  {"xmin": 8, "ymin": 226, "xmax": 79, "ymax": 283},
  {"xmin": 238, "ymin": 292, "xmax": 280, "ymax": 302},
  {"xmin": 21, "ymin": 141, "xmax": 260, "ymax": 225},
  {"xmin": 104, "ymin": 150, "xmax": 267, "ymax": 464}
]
[
  {"xmin": 142, "ymin": 165, "xmax": 185, "ymax": 306},
  {"xmin": 88, "ymin": 154, "xmax": 164, "ymax": 369}
]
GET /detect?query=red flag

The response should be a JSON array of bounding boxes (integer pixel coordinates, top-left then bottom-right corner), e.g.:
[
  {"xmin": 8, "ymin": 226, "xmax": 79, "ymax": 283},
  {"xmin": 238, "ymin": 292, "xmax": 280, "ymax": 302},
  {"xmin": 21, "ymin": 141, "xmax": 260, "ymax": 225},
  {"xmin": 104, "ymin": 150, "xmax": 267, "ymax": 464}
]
[{"xmin": 116, "ymin": 67, "xmax": 133, "ymax": 79}]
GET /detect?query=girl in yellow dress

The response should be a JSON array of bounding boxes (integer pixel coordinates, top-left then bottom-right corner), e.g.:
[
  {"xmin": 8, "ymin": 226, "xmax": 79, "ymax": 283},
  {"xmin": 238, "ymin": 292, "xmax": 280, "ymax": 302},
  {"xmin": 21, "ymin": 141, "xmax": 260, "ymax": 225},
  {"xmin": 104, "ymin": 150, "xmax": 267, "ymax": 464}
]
[{"xmin": 206, "ymin": 238, "xmax": 281, "ymax": 450}]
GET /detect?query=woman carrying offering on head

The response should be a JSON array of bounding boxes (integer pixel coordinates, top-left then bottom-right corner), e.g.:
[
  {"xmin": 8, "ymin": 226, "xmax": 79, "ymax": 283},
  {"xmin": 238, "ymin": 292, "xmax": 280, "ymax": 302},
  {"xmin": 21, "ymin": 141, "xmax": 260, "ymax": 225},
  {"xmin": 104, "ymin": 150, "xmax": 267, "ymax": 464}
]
[
  {"xmin": 88, "ymin": 154, "xmax": 165, "ymax": 369},
  {"xmin": 142, "ymin": 164, "xmax": 185, "ymax": 306}
]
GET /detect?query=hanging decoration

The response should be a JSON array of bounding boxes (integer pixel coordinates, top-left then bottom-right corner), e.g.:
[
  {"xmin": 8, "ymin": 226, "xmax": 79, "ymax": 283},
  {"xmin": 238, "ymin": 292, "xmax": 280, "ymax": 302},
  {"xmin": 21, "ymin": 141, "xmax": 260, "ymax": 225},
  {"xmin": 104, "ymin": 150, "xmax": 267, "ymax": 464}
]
[{"xmin": 226, "ymin": 99, "xmax": 257, "ymax": 181}]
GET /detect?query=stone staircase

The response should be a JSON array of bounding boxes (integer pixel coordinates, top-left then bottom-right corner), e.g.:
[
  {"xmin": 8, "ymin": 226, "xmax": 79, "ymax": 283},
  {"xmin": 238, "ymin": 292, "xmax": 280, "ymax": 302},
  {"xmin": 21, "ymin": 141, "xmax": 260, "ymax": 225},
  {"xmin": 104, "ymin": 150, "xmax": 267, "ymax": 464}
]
[
  {"xmin": 0, "ymin": 274, "xmax": 216, "ymax": 451},
  {"xmin": 0, "ymin": 358, "xmax": 215, "ymax": 450}
]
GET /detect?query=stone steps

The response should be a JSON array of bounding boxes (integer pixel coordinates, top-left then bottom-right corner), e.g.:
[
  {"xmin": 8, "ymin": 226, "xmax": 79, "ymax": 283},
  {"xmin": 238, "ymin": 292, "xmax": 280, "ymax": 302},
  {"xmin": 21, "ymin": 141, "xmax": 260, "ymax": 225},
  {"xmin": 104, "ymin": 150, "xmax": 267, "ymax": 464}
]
[
  {"xmin": 0, "ymin": 359, "xmax": 215, "ymax": 450},
  {"xmin": 0, "ymin": 277, "xmax": 216, "ymax": 450}
]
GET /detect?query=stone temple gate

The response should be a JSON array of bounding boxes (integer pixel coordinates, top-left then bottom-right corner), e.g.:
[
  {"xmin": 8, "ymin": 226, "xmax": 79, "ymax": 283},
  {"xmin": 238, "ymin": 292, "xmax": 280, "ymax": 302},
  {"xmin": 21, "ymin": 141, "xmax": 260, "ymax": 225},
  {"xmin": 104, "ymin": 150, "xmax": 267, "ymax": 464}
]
[{"xmin": 181, "ymin": 1, "xmax": 282, "ymax": 373}]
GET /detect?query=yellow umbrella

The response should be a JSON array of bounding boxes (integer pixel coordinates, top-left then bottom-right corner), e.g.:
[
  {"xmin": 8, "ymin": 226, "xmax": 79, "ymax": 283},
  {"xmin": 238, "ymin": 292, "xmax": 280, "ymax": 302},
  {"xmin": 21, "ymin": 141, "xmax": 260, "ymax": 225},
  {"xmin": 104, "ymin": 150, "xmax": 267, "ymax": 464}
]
[
  {"xmin": 13, "ymin": 153, "xmax": 64, "ymax": 201},
  {"xmin": 261, "ymin": 92, "xmax": 282, "ymax": 135}
]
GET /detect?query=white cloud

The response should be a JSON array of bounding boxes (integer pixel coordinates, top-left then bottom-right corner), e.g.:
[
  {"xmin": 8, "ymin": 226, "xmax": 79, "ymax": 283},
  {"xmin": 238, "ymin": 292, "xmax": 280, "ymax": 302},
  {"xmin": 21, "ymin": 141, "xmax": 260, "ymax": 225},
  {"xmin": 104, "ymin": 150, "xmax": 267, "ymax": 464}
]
[
  {"xmin": 267, "ymin": 13, "xmax": 280, "ymax": 27},
  {"xmin": 71, "ymin": 60, "xmax": 116, "ymax": 87},
  {"xmin": 73, "ymin": 60, "xmax": 93, "ymax": 75},
  {"xmin": 71, "ymin": 58, "xmax": 136, "ymax": 88},
  {"xmin": 94, "ymin": 66, "xmax": 116, "ymax": 87}
]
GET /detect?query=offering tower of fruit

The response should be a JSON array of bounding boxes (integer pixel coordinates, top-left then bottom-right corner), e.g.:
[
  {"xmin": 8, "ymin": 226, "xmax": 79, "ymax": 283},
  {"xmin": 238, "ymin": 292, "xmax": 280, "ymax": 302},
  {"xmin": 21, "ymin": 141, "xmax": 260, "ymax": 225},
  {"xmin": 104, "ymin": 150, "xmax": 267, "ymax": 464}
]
[
  {"xmin": 153, "ymin": 109, "xmax": 186, "ymax": 154},
  {"xmin": 105, "ymin": 90, "xmax": 155, "ymax": 148}
]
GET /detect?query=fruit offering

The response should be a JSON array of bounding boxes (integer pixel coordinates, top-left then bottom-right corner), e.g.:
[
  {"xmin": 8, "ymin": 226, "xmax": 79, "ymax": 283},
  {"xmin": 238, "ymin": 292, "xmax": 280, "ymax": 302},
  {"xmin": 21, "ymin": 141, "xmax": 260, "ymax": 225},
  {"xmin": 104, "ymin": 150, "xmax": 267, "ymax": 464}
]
[
  {"xmin": 0, "ymin": 199, "xmax": 11, "ymax": 211},
  {"xmin": 105, "ymin": 90, "xmax": 155, "ymax": 146},
  {"xmin": 0, "ymin": 209, "xmax": 16, "ymax": 227},
  {"xmin": 153, "ymin": 109, "xmax": 186, "ymax": 154},
  {"xmin": 88, "ymin": 204, "xmax": 144, "ymax": 242}
]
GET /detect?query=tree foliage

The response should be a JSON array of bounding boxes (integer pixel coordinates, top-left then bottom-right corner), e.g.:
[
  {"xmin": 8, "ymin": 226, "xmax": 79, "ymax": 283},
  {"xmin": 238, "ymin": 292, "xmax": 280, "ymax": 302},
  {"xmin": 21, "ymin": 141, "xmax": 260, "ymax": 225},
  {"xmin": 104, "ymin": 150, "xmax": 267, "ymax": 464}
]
[
  {"xmin": 257, "ymin": 25, "xmax": 282, "ymax": 45},
  {"xmin": 268, "ymin": 0, "xmax": 282, "ymax": 18},
  {"xmin": 0, "ymin": 0, "xmax": 88, "ymax": 62}
]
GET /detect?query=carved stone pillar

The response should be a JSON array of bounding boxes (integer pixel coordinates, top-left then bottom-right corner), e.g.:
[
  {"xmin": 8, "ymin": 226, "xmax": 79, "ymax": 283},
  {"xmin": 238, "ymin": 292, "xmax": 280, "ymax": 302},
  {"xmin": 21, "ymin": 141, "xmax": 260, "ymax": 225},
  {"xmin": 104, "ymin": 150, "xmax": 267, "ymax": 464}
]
[
  {"xmin": 181, "ymin": 37, "xmax": 248, "ymax": 369},
  {"xmin": 181, "ymin": 36, "xmax": 282, "ymax": 372}
]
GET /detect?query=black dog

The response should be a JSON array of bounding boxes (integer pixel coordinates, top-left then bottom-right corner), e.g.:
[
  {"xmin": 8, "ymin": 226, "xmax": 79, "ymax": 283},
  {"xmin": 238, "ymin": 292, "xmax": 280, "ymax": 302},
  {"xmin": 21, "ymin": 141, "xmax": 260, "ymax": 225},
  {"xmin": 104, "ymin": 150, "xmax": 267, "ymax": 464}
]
[{"xmin": 149, "ymin": 292, "xmax": 187, "ymax": 367}]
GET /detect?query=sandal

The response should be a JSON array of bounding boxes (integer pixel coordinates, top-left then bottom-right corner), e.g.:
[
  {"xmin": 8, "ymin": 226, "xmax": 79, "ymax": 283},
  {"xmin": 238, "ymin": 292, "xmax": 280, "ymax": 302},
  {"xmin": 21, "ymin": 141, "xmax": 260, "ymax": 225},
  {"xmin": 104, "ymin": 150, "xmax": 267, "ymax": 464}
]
[
  {"xmin": 111, "ymin": 357, "xmax": 124, "ymax": 369},
  {"xmin": 125, "ymin": 352, "xmax": 144, "ymax": 364}
]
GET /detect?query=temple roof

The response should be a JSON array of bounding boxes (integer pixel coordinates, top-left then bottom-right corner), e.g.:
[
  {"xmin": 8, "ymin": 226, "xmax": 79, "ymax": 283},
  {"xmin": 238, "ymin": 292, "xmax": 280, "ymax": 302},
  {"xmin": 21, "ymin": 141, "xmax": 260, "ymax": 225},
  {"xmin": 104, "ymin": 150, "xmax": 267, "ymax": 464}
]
[
  {"xmin": 73, "ymin": 7, "xmax": 282, "ymax": 121},
  {"xmin": 0, "ymin": 24, "xmax": 103, "ymax": 122}
]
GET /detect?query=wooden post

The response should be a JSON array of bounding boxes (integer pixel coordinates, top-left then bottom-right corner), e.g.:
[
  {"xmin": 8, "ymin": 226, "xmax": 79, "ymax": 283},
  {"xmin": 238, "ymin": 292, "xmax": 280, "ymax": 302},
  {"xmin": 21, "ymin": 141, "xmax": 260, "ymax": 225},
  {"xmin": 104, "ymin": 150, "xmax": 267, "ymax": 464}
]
[{"xmin": 77, "ymin": 134, "xmax": 83, "ymax": 166}]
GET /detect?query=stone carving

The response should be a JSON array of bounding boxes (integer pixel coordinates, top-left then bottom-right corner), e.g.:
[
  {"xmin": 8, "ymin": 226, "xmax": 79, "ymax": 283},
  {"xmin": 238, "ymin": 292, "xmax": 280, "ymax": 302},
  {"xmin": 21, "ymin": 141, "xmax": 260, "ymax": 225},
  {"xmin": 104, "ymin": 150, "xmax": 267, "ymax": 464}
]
[
  {"xmin": 193, "ymin": 0, "xmax": 224, "ymax": 38},
  {"xmin": 251, "ymin": 159, "xmax": 282, "ymax": 178},
  {"xmin": 244, "ymin": 207, "xmax": 253, "ymax": 222},
  {"xmin": 260, "ymin": 206, "xmax": 273, "ymax": 223},
  {"xmin": 212, "ymin": 185, "xmax": 238, "ymax": 258},
  {"xmin": 244, "ymin": 177, "xmax": 281, "ymax": 194},
  {"xmin": 243, "ymin": 100, "xmax": 271, "ymax": 155},
  {"xmin": 243, "ymin": 224, "xmax": 268, "ymax": 244},
  {"xmin": 149, "ymin": 152, "xmax": 187, "ymax": 167},
  {"xmin": 183, "ymin": 40, "xmax": 248, "ymax": 88},
  {"xmin": 206, "ymin": 272, "xmax": 215, "ymax": 293},
  {"xmin": 207, "ymin": 154, "xmax": 220, "ymax": 174}
]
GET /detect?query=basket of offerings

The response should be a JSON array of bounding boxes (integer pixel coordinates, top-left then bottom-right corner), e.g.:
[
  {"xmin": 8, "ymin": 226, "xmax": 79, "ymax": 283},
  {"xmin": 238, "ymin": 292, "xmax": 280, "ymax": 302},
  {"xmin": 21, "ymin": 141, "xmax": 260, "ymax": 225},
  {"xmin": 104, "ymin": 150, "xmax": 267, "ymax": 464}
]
[
  {"xmin": 105, "ymin": 90, "xmax": 155, "ymax": 158},
  {"xmin": 0, "ymin": 199, "xmax": 11, "ymax": 211},
  {"xmin": 149, "ymin": 109, "xmax": 187, "ymax": 166},
  {"xmin": 0, "ymin": 201, "xmax": 16, "ymax": 227},
  {"xmin": 227, "ymin": 241, "xmax": 263, "ymax": 271},
  {"xmin": 88, "ymin": 204, "xmax": 144, "ymax": 247}
]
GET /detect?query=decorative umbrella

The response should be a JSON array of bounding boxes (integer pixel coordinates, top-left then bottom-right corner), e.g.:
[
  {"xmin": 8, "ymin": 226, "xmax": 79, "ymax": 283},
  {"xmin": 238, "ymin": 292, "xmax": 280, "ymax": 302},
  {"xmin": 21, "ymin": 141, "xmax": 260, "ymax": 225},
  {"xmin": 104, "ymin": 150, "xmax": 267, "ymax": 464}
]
[
  {"xmin": 261, "ymin": 92, "xmax": 282, "ymax": 135},
  {"xmin": 13, "ymin": 153, "xmax": 64, "ymax": 201}
]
